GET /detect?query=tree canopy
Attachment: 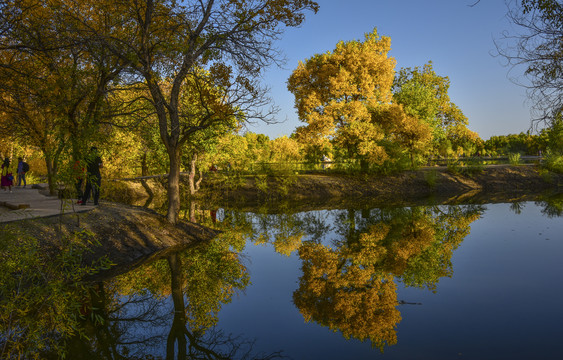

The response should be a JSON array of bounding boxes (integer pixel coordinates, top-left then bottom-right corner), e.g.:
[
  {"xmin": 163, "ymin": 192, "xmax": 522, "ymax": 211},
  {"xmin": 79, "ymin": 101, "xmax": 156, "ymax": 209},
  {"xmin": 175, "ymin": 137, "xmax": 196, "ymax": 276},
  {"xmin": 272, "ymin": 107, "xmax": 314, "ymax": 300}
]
[
  {"xmin": 288, "ymin": 29, "xmax": 476, "ymax": 170},
  {"xmin": 288, "ymin": 29, "xmax": 397, "ymax": 167},
  {"xmin": 0, "ymin": 0, "xmax": 319, "ymax": 223}
]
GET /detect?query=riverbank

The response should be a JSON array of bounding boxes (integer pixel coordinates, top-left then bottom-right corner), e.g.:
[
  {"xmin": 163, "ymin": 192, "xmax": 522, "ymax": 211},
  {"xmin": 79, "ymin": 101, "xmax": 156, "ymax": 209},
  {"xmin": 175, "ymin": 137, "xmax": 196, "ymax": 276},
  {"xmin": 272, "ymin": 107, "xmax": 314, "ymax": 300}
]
[
  {"xmin": 104, "ymin": 165, "xmax": 563, "ymax": 211},
  {"xmin": 0, "ymin": 202, "xmax": 219, "ymax": 278},
  {"xmin": 192, "ymin": 165, "xmax": 563, "ymax": 209},
  {"xmin": 3, "ymin": 165, "xmax": 561, "ymax": 275}
]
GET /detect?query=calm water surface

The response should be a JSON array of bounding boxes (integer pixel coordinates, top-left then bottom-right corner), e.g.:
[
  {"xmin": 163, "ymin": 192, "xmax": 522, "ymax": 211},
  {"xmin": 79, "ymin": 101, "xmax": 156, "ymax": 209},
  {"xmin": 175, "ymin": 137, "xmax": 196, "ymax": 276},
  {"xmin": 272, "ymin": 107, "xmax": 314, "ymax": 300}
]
[
  {"xmin": 214, "ymin": 202, "xmax": 563, "ymax": 359},
  {"xmin": 2, "ymin": 200, "xmax": 562, "ymax": 359}
]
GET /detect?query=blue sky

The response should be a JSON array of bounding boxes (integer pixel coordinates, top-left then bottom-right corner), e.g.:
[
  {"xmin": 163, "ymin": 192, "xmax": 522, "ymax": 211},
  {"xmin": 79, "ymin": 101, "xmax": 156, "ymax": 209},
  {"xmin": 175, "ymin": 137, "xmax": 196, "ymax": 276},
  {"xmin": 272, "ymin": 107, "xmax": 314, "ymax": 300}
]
[{"xmin": 248, "ymin": 0, "xmax": 532, "ymax": 140}]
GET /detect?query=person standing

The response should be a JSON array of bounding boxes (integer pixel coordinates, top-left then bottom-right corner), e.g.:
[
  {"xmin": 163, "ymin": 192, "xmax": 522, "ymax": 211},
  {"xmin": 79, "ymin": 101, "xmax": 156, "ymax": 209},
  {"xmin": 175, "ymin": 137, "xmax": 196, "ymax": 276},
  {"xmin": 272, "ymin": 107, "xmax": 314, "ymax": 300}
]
[
  {"xmin": 1, "ymin": 158, "xmax": 13, "ymax": 192},
  {"xmin": 80, "ymin": 147, "xmax": 103, "ymax": 206},
  {"xmin": 16, "ymin": 157, "xmax": 27, "ymax": 188}
]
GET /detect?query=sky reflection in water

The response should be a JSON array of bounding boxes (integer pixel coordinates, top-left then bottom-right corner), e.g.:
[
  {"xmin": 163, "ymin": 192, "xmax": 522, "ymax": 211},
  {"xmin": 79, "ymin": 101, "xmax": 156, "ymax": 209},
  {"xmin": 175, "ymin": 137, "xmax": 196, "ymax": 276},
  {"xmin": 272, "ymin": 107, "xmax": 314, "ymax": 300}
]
[
  {"xmin": 216, "ymin": 202, "xmax": 563, "ymax": 360},
  {"xmin": 2, "ymin": 201, "xmax": 562, "ymax": 359}
]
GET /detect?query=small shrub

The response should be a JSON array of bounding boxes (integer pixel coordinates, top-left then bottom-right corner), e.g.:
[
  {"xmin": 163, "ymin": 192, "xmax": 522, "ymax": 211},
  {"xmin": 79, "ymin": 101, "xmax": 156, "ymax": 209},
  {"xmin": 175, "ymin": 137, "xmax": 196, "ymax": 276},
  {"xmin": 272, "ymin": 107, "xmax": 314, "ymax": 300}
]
[
  {"xmin": 538, "ymin": 168, "xmax": 554, "ymax": 183},
  {"xmin": 21, "ymin": 172, "xmax": 41, "ymax": 185},
  {"xmin": 508, "ymin": 152, "xmax": 521, "ymax": 165},
  {"xmin": 335, "ymin": 160, "xmax": 361, "ymax": 174},
  {"xmin": 274, "ymin": 174, "xmax": 298, "ymax": 196},
  {"xmin": 463, "ymin": 160, "xmax": 484, "ymax": 177},
  {"xmin": 447, "ymin": 159, "xmax": 483, "ymax": 177},
  {"xmin": 446, "ymin": 160, "xmax": 461, "ymax": 175},
  {"xmin": 544, "ymin": 153, "xmax": 563, "ymax": 174},
  {"xmin": 102, "ymin": 179, "xmax": 136, "ymax": 203},
  {"xmin": 221, "ymin": 172, "xmax": 247, "ymax": 190}
]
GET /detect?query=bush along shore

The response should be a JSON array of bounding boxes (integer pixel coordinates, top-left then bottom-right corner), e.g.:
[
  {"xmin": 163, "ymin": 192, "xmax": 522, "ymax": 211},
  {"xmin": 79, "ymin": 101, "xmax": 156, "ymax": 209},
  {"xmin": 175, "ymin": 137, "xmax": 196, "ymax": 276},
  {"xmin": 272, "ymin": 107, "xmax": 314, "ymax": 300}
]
[{"xmin": 107, "ymin": 165, "xmax": 563, "ymax": 210}]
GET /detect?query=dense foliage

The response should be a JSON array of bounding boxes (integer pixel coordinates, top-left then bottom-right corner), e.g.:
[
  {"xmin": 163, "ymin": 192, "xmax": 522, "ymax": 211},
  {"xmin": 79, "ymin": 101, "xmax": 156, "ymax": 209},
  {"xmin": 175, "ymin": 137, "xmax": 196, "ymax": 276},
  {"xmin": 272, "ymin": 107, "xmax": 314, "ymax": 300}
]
[
  {"xmin": 287, "ymin": 29, "xmax": 481, "ymax": 171},
  {"xmin": 1, "ymin": 1, "xmax": 562, "ymax": 221},
  {"xmin": 0, "ymin": 0, "xmax": 319, "ymax": 224}
]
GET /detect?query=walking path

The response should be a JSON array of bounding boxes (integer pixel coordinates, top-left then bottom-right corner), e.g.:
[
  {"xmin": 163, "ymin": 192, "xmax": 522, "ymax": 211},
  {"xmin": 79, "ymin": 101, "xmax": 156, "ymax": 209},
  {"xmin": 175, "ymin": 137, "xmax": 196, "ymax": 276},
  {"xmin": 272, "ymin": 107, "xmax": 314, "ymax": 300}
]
[{"xmin": 0, "ymin": 184, "xmax": 96, "ymax": 223}]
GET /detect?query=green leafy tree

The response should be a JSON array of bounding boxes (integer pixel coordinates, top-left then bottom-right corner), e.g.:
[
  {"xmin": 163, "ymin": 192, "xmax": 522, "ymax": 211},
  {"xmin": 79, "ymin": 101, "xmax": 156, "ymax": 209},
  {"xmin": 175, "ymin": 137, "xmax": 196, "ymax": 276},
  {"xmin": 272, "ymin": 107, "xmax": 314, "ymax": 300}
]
[
  {"xmin": 393, "ymin": 62, "xmax": 478, "ymax": 156},
  {"xmin": 543, "ymin": 115, "xmax": 563, "ymax": 172},
  {"xmin": 176, "ymin": 69, "xmax": 244, "ymax": 195},
  {"xmin": 203, "ymin": 132, "xmax": 251, "ymax": 173},
  {"xmin": 64, "ymin": 0, "xmax": 319, "ymax": 224},
  {"xmin": 546, "ymin": 116, "xmax": 563, "ymax": 155},
  {"xmin": 484, "ymin": 132, "xmax": 547, "ymax": 156}
]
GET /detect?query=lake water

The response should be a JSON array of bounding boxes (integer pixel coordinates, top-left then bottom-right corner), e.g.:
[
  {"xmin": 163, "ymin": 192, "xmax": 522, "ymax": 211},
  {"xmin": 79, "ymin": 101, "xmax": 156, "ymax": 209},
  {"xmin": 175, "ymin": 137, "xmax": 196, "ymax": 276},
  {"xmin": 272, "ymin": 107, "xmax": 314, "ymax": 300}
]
[{"xmin": 2, "ymin": 199, "xmax": 563, "ymax": 359}]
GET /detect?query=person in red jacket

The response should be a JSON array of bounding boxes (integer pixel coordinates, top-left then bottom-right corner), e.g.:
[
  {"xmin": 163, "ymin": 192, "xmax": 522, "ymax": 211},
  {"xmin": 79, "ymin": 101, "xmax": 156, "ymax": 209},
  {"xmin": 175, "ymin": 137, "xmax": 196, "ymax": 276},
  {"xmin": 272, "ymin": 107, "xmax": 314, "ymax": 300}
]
[{"xmin": 1, "ymin": 158, "xmax": 13, "ymax": 193}]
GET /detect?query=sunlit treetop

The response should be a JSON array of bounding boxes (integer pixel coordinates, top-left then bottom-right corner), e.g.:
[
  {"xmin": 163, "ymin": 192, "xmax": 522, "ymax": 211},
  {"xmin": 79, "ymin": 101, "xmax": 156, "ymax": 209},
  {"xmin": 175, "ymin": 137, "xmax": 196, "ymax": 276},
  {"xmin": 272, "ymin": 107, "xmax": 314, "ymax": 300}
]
[{"xmin": 288, "ymin": 28, "xmax": 396, "ymax": 141}]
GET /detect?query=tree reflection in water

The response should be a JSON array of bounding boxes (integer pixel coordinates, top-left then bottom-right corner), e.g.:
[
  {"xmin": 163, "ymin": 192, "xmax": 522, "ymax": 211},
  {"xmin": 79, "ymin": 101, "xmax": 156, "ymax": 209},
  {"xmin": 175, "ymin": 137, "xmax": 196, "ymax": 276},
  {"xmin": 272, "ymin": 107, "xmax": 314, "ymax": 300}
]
[
  {"xmin": 1, "ymin": 225, "xmax": 284, "ymax": 359},
  {"xmin": 7, "ymin": 196, "xmax": 562, "ymax": 357},
  {"xmin": 65, "ymin": 233, "xmax": 284, "ymax": 360},
  {"xmin": 207, "ymin": 203, "xmax": 485, "ymax": 351},
  {"xmin": 536, "ymin": 192, "xmax": 563, "ymax": 217},
  {"xmin": 293, "ymin": 205, "xmax": 484, "ymax": 351}
]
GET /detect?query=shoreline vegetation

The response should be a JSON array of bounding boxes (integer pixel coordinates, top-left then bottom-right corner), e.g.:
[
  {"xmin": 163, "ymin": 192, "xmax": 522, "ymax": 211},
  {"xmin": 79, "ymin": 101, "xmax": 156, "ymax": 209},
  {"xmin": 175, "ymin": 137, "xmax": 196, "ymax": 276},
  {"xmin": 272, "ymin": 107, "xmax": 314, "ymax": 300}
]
[
  {"xmin": 110, "ymin": 164, "xmax": 563, "ymax": 210},
  {"xmin": 2, "ymin": 165, "xmax": 561, "ymax": 275}
]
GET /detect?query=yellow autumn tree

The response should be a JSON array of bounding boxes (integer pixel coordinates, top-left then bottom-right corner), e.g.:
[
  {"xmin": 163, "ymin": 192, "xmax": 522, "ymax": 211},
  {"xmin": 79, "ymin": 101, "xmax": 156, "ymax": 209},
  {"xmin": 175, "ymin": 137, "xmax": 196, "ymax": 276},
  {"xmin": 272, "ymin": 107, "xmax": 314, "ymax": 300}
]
[
  {"xmin": 1, "ymin": 0, "xmax": 319, "ymax": 224},
  {"xmin": 288, "ymin": 28, "xmax": 397, "ymax": 169},
  {"xmin": 370, "ymin": 103, "xmax": 432, "ymax": 167},
  {"xmin": 293, "ymin": 242, "xmax": 401, "ymax": 351},
  {"xmin": 0, "ymin": 1, "xmax": 127, "ymax": 194},
  {"xmin": 270, "ymin": 136, "xmax": 303, "ymax": 163},
  {"xmin": 79, "ymin": 0, "xmax": 319, "ymax": 225}
]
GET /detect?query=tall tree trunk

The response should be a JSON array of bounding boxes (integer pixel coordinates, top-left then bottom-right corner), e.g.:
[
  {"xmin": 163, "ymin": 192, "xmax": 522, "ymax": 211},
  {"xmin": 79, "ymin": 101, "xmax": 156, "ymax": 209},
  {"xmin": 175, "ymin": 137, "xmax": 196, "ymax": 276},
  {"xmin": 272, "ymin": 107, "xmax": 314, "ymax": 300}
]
[
  {"xmin": 141, "ymin": 151, "xmax": 148, "ymax": 177},
  {"xmin": 44, "ymin": 153, "xmax": 57, "ymax": 196},
  {"xmin": 189, "ymin": 200, "xmax": 197, "ymax": 223},
  {"xmin": 195, "ymin": 169, "xmax": 203, "ymax": 192},
  {"xmin": 167, "ymin": 147, "xmax": 181, "ymax": 224},
  {"xmin": 188, "ymin": 153, "xmax": 198, "ymax": 195}
]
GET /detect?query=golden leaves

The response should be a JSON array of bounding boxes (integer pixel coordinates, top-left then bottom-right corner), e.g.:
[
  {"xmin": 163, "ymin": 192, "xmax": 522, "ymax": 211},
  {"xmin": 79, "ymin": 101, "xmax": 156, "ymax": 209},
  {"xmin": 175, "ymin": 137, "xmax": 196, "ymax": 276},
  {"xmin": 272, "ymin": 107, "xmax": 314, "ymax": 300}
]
[
  {"xmin": 288, "ymin": 28, "xmax": 396, "ymax": 163},
  {"xmin": 294, "ymin": 242, "xmax": 400, "ymax": 350},
  {"xmin": 290, "ymin": 204, "xmax": 485, "ymax": 350}
]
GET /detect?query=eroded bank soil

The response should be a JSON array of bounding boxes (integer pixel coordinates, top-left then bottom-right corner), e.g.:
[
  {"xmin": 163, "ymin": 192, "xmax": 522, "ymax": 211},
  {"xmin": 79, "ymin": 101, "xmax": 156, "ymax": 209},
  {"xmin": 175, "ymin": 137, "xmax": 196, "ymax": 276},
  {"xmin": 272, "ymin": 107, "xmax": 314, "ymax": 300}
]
[
  {"xmin": 194, "ymin": 165, "xmax": 563, "ymax": 210},
  {"xmin": 1, "ymin": 202, "xmax": 219, "ymax": 278},
  {"xmin": 105, "ymin": 165, "xmax": 563, "ymax": 212}
]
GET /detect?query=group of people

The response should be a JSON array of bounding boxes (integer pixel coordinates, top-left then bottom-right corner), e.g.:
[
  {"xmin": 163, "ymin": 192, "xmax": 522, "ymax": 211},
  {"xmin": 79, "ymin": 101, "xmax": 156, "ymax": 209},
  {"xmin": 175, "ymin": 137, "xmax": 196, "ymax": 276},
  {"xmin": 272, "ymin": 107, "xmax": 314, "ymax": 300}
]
[
  {"xmin": 0, "ymin": 147, "xmax": 102, "ymax": 206},
  {"xmin": 1, "ymin": 157, "xmax": 29, "ymax": 192}
]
